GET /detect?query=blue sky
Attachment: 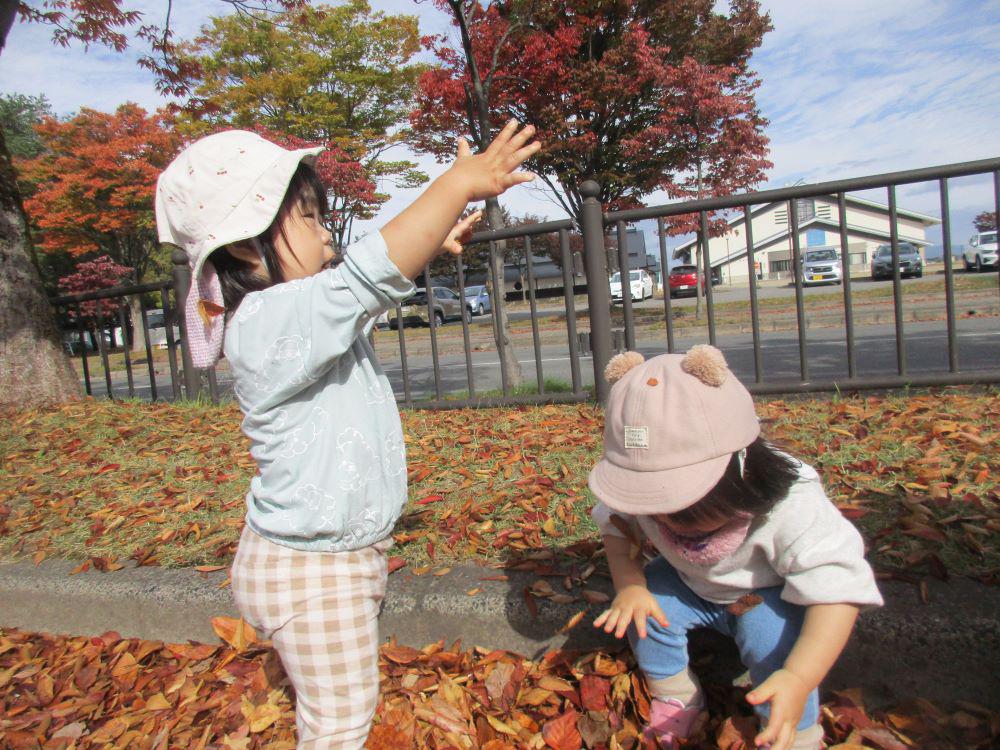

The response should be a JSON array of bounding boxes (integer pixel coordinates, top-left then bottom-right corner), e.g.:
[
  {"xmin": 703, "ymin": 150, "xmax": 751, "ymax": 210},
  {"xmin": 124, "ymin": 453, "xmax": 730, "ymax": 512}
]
[{"xmin": 3, "ymin": 0, "xmax": 999, "ymax": 252}]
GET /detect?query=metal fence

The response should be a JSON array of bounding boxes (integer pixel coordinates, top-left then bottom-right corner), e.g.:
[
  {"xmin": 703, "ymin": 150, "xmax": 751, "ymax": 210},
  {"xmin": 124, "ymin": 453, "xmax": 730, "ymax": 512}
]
[{"xmin": 51, "ymin": 158, "xmax": 1000, "ymax": 406}]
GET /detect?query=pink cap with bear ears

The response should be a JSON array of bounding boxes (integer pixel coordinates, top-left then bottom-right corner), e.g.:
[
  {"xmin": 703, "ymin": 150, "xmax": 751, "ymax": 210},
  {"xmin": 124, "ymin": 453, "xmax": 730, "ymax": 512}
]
[{"xmin": 588, "ymin": 345, "xmax": 760, "ymax": 515}]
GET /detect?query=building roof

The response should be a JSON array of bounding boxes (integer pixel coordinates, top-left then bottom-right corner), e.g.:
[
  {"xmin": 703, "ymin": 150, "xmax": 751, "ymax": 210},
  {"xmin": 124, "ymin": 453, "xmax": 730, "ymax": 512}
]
[
  {"xmin": 677, "ymin": 215, "xmax": 931, "ymax": 268},
  {"xmin": 672, "ymin": 194, "xmax": 941, "ymax": 257}
]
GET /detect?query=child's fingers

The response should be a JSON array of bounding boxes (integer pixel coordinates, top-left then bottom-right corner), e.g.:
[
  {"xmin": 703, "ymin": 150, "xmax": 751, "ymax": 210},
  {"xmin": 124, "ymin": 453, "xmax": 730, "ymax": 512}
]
[
  {"xmin": 486, "ymin": 118, "xmax": 520, "ymax": 153},
  {"xmin": 507, "ymin": 140, "xmax": 542, "ymax": 169},
  {"xmin": 745, "ymin": 681, "xmax": 775, "ymax": 706},
  {"xmin": 505, "ymin": 123, "xmax": 537, "ymax": 153},
  {"xmin": 458, "ymin": 210, "xmax": 483, "ymax": 236},
  {"xmin": 499, "ymin": 171, "xmax": 536, "ymax": 191},
  {"xmin": 457, "ymin": 136, "xmax": 472, "ymax": 159},
  {"xmin": 651, "ymin": 602, "xmax": 670, "ymax": 629},
  {"xmin": 613, "ymin": 609, "xmax": 633, "ymax": 639},
  {"xmin": 772, "ymin": 722, "xmax": 794, "ymax": 750},
  {"xmin": 633, "ymin": 612, "xmax": 648, "ymax": 640},
  {"xmin": 593, "ymin": 609, "xmax": 611, "ymax": 628},
  {"xmin": 755, "ymin": 717, "xmax": 791, "ymax": 749}
]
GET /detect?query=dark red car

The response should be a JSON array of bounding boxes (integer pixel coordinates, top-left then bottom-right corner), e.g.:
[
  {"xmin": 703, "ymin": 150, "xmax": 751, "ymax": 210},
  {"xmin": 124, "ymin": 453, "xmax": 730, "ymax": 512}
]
[{"xmin": 668, "ymin": 265, "xmax": 701, "ymax": 298}]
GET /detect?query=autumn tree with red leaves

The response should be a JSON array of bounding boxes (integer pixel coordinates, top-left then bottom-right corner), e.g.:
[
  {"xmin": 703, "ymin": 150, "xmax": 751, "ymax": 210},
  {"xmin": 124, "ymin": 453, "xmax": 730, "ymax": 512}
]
[
  {"xmin": 0, "ymin": 1, "xmax": 300, "ymax": 405},
  {"xmin": 411, "ymin": 0, "xmax": 772, "ymax": 216},
  {"xmin": 18, "ymin": 103, "xmax": 179, "ymax": 282},
  {"xmin": 57, "ymin": 255, "xmax": 133, "ymax": 347},
  {"xmin": 972, "ymin": 211, "xmax": 997, "ymax": 233},
  {"xmin": 165, "ymin": 2, "xmax": 428, "ymax": 250}
]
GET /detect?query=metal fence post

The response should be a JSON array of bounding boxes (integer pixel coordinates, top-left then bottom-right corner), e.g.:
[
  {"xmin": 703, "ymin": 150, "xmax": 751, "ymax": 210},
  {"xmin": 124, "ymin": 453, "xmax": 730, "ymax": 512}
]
[
  {"xmin": 579, "ymin": 180, "xmax": 613, "ymax": 403},
  {"xmin": 172, "ymin": 248, "xmax": 201, "ymax": 400}
]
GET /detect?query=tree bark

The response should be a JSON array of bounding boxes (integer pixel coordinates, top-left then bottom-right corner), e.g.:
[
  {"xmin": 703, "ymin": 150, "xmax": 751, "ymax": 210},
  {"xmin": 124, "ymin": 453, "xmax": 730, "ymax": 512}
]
[
  {"xmin": 450, "ymin": 0, "xmax": 522, "ymax": 386},
  {"xmin": 0, "ymin": 125, "xmax": 81, "ymax": 407},
  {"xmin": 483, "ymin": 197, "xmax": 522, "ymax": 386}
]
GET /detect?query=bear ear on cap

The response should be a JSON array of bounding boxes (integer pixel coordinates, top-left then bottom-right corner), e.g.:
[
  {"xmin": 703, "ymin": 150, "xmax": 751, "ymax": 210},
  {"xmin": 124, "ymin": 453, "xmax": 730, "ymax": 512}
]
[
  {"xmin": 680, "ymin": 344, "xmax": 729, "ymax": 387},
  {"xmin": 604, "ymin": 351, "xmax": 645, "ymax": 384}
]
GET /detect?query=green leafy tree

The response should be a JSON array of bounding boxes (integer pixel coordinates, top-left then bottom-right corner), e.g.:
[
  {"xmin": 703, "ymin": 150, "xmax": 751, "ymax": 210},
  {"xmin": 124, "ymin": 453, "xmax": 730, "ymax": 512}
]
[
  {"xmin": 169, "ymin": 0, "xmax": 429, "ymax": 247},
  {"xmin": 0, "ymin": 92, "xmax": 53, "ymax": 159}
]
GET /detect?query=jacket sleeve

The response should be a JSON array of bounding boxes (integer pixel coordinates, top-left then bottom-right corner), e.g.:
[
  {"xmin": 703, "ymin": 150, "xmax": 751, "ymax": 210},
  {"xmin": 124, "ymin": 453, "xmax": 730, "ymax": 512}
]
[{"xmin": 225, "ymin": 231, "xmax": 413, "ymax": 408}]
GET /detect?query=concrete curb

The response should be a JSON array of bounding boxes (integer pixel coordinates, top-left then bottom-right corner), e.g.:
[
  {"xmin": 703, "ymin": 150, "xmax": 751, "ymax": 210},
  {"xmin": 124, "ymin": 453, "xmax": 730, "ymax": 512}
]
[{"xmin": 1, "ymin": 559, "xmax": 997, "ymax": 709}]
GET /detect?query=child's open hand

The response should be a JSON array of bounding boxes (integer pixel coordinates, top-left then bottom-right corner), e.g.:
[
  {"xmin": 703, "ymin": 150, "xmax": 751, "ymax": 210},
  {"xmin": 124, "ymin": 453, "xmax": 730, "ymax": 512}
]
[
  {"xmin": 450, "ymin": 120, "xmax": 540, "ymax": 202},
  {"xmin": 441, "ymin": 210, "xmax": 483, "ymax": 256},
  {"xmin": 745, "ymin": 668, "xmax": 812, "ymax": 750},
  {"xmin": 593, "ymin": 584, "xmax": 669, "ymax": 639}
]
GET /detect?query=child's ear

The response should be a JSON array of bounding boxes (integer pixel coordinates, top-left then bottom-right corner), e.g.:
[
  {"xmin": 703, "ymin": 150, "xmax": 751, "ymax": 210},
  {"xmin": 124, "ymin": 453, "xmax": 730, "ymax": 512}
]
[{"xmin": 225, "ymin": 242, "xmax": 260, "ymax": 265}]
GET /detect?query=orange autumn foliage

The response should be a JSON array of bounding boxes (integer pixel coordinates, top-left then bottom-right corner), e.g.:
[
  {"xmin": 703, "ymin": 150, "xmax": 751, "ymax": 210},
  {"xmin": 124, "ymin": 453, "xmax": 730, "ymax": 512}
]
[{"xmin": 17, "ymin": 103, "xmax": 179, "ymax": 278}]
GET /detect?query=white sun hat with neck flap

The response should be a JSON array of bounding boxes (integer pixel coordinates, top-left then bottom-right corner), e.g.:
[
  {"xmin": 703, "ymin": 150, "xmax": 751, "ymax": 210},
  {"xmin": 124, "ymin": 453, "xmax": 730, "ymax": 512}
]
[{"xmin": 155, "ymin": 129, "xmax": 323, "ymax": 367}]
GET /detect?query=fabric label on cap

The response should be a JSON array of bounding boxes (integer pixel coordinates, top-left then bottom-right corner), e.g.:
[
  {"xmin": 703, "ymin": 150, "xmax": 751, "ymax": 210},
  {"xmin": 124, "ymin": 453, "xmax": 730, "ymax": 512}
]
[{"xmin": 624, "ymin": 426, "xmax": 649, "ymax": 449}]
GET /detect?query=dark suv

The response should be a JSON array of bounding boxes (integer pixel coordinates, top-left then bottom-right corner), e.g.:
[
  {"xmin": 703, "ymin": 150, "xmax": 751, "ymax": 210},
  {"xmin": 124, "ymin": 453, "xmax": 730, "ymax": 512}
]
[{"xmin": 871, "ymin": 242, "xmax": 923, "ymax": 280}]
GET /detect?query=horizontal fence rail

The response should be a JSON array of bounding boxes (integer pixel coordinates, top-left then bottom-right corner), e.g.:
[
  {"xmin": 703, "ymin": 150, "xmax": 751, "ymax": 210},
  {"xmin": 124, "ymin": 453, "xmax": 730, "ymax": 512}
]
[{"xmin": 49, "ymin": 157, "xmax": 1000, "ymax": 406}]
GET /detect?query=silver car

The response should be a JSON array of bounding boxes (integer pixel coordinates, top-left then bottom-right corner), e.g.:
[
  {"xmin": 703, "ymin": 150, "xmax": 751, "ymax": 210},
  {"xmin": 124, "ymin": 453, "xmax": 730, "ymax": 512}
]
[
  {"xmin": 800, "ymin": 248, "xmax": 842, "ymax": 286},
  {"xmin": 463, "ymin": 285, "xmax": 492, "ymax": 316},
  {"xmin": 871, "ymin": 243, "xmax": 923, "ymax": 280}
]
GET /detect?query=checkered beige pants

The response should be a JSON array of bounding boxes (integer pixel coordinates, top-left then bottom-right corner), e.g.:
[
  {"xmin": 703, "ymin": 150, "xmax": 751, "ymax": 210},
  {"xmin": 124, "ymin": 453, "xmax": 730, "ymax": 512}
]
[{"xmin": 231, "ymin": 525, "xmax": 391, "ymax": 749}]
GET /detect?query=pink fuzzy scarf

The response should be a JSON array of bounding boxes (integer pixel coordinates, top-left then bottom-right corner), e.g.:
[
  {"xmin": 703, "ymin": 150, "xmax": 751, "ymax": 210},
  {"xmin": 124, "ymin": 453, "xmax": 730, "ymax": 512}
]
[{"xmin": 656, "ymin": 515, "xmax": 753, "ymax": 566}]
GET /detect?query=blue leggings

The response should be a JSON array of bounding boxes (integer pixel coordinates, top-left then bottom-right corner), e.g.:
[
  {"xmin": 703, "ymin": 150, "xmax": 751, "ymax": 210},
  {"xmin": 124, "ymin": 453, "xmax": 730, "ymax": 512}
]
[{"xmin": 629, "ymin": 557, "xmax": 819, "ymax": 730}]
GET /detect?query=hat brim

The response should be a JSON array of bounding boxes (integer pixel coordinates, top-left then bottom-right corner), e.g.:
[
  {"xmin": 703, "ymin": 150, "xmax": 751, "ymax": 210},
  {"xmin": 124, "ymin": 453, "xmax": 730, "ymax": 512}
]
[
  {"xmin": 189, "ymin": 145, "xmax": 323, "ymax": 283},
  {"xmin": 588, "ymin": 451, "xmax": 733, "ymax": 516}
]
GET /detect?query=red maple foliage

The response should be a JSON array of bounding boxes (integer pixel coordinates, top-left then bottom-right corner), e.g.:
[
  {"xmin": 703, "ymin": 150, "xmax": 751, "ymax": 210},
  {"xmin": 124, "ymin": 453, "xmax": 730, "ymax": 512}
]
[
  {"xmin": 411, "ymin": 0, "xmax": 772, "ymax": 217},
  {"xmin": 17, "ymin": 103, "xmax": 180, "ymax": 281},
  {"xmin": 57, "ymin": 255, "xmax": 133, "ymax": 323}
]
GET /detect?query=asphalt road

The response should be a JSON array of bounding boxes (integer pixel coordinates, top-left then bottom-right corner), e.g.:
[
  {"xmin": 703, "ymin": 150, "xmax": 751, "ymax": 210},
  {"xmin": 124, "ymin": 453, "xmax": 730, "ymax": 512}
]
[
  {"xmin": 380, "ymin": 318, "xmax": 1000, "ymax": 400},
  {"xmin": 83, "ymin": 316, "xmax": 999, "ymax": 402}
]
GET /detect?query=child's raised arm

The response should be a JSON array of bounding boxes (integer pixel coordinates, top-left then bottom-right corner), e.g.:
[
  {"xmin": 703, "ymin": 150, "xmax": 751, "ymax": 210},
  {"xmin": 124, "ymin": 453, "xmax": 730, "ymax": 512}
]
[{"xmin": 380, "ymin": 120, "xmax": 540, "ymax": 280}]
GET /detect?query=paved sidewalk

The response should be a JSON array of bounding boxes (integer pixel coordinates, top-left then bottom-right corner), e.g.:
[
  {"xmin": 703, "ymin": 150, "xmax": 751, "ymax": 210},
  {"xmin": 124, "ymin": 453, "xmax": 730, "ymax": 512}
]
[{"xmin": 1, "ymin": 558, "xmax": 997, "ymax": 709}]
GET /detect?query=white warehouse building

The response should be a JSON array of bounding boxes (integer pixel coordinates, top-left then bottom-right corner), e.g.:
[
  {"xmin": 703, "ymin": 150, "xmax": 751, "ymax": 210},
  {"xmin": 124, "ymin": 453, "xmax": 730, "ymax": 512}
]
[{"xmin": 672, "ymin": 195, "xmax": 940, "ymax": 282}]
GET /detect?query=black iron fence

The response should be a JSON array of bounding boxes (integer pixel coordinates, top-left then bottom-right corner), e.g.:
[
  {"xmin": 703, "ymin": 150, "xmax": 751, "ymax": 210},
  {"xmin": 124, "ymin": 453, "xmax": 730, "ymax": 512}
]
[{"xmin": 51, "ymin": 158, "xmax": 1000, "ymax": 405}]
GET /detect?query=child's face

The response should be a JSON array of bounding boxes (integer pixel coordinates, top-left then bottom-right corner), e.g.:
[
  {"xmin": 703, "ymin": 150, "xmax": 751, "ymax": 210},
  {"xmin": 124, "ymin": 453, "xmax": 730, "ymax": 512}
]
[
  {"xmin": 273, "ymin": 195, "xmax": 334, "ymax": 281},
  {"xmin": 654, "ymin": 513, "xmax": 729, "ymax": 539}
]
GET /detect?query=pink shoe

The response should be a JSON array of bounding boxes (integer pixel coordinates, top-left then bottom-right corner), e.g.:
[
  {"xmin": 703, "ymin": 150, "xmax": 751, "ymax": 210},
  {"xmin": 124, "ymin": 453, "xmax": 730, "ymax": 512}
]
[{"xmin": 642, "ymin": 697, "xmax": 704, "ymax": 749}]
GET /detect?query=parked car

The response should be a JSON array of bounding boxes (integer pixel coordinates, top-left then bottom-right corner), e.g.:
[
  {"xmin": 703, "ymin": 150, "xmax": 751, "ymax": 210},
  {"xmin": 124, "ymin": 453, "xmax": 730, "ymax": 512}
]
[
  {"xmin": 963, "ymin": 231, "xmax": 998, "ymax": 272},
  {"xmin": 610, "ymin": 269, "xmax": 654, "ymax": 302},
  {"xmin": 61, "ymin": 330, "xmax": 110, "ymax": 356},
  {"xmin": 389, "ymin": 286, "xmax": 464, "ymax": 328},
  {"xmin": 668, "ymin": 265, "xmax": 699, "ymax": 298},
  {"xmin": 870, "ymin": 242, "xmax": 923, "ymax": 280},
  {"xmin": 464, "ymin": 285, "xmax": 492, "ymax": 316},
  {"xmin": 145, "ymin": 308, "xmax": 181, "ymax": 349},
  {"xmin": 800, "ymin": 248, "xmax": 842, "ymax": 286}
]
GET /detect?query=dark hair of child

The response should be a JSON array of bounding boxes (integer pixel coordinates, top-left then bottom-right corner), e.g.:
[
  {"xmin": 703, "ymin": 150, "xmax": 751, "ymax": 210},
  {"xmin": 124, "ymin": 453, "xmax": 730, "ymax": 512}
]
[
  {"xmin": 209, "ymin": 161, "xmax": 329, "ymax": 314},
  {"xmin": 666, "ymin": 438, "xmax": 800, "ymax": 528}
]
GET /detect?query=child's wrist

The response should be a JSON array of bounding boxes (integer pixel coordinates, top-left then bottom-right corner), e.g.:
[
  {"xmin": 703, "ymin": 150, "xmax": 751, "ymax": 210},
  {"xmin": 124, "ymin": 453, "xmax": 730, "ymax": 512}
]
[{"xmin": 439, "ymin": 165, "xmax": 476, "ymax": 204}]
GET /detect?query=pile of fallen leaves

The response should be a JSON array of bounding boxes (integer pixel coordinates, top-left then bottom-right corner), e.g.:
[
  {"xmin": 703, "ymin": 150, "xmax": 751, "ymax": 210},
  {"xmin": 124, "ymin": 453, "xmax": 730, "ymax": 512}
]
[
  {"xmin": 2, "ymin": 621, "xmax": 996, "ymax": 749},
  {"xmin": 0, "ymin": 391, "xmax": 997, "ymax": 582}
]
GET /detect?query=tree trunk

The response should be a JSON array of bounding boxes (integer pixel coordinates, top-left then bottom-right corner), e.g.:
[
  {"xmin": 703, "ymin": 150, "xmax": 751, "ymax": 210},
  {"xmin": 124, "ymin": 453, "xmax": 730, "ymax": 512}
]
[
  {"xmin": 129, "ymin": 295, "xmax": 146, "ymax": 354},
  {"xmin": 484, "ymin": 197, "xmax": 522, "ymax": 386},
  {"xmin": 0, "ymin": 125, "xmax": 81, "ymax": 407},
  {"xmin": 695, "ymin": 155, "xmax": 704, "ymax": 322}
]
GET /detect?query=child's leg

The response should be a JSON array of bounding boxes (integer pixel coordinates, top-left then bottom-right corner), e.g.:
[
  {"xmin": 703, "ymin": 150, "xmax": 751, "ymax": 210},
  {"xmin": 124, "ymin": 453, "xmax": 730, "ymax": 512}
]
[
  {"xmin": 231, "ymin": 526, "xmax": 390, "ymax": 749},
  {"xmin": 726, "ymin": 586, "xmax": 821, "ymax": 736},
  {"xmin": 631, "ymin": 557, "xmax": 722, "ymax": 688},
  {"xmin": 632, "ymin": 557, "xmax": 725, "ymax": 746}
]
